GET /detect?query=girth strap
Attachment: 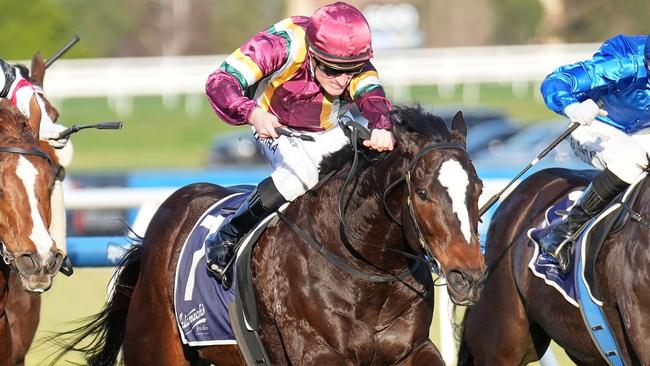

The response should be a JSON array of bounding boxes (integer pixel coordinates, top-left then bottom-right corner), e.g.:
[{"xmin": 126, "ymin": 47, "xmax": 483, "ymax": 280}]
[{"xmin": 276, "ymin": 211, "xmax": 419, "ymax": 283}]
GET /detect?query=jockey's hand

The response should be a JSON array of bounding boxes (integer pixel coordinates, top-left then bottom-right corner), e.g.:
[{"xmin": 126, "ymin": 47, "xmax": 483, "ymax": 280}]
[
  {"xmin": 363, "ymin": 128, "xmax": 395, "ymax": 152},
  {"xmin": 564, "ymin": 99, "xmax": 607, "ymax": 126},
  {"xmin": 249, "ymin": 107, "xmax": 282, "ymax": 139},
  {"xmin": 40, "ymin": 123, "xmax": 69, "ymax": 149}
]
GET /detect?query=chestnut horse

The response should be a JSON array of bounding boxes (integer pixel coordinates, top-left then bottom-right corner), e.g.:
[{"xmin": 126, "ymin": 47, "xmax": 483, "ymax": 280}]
[
  {"xmin": 458, "ymin": 167, "xmax": 650, "ymax": 365},
  {"xmin": 54, "ymin": 106, "xmax": 487, "ymax": 365},
  {"xmin": 2, "ymin": 52, "xmax": 63, "ymax": 366}
]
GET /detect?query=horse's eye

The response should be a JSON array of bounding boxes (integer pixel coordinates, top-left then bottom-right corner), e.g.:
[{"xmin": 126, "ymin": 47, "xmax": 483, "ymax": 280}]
[{"xmin": 415, "ymin": 188, "xmax": 429, "ymax": 201}]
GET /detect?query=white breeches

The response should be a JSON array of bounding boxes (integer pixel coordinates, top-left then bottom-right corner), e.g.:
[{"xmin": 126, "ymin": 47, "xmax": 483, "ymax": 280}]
[
  {"xmin": 570, "ymin": 121, "xmax": 650, "ymax": 183},
  {"xmin": 50, "ymin": 179, "xmax": 67, "ymax": 253},
  {"xmin": 255, "ymin": 125, "xmax": 350, "ymax": 201}
]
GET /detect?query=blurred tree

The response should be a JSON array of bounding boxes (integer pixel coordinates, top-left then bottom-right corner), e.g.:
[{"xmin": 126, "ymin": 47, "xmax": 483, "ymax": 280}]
[
  {"xmin": 0, "ymin": 0, "xmax": 74, "ymax": 59},
  {"xmin": 560, "ymin": 0, "xmax": 650, "ymax": 42},
  {"xmin": 58, "ymin": 0, "xmax": 137, "ymax": 57},
  {"xmin": 492, "ymin": 0, "xmax": 543, "ymax": 44},
  {"xmin": 204, "ymin": 0, "xmax": 285, "ymax": 54}
]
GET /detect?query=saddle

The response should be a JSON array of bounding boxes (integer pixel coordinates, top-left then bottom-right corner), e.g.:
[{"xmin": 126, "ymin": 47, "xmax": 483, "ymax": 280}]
[
  {"xmin": 173, "ymin": 186, "xmax": 279, "ymax": 364},
  {"xmin": 528, "ymin": 174, "xmax": 647, "ymax": 366},
  {"xmin": 529, "ymin": 176, "xmax": 644, "ymax": 302}
]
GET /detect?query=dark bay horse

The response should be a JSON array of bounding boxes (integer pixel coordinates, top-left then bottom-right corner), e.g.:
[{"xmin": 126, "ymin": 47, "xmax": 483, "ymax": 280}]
[
  {"xmin": 2, "ymin": 52, "xmax": 63, "ymax": 366},
  {"xmin": 54, "ymin": 106, "xmax": 487, "ymax": 365},
  {"xmin": 458, "ymin": 167, "xmax": 650, "ymax": 365}
]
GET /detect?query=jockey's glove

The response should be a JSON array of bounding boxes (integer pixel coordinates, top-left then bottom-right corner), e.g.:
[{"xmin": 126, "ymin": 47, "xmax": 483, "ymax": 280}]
[
  {"xmin": 40, "ymin": 122, "xmax": 69, "ymax": 149},
  {"xmin": 564, "ymin": 99, "xmax": 608, "ymax": 126}
]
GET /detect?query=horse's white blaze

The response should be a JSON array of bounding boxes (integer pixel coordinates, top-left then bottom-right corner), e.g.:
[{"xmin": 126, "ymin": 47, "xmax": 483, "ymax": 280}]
[
  {"xmin": 437, "ymin": 159, "xmax": 472, "ymax": 243},
  {"xmin": 16, "ymin": 156, "xmax": 53, "ymax": 258}
]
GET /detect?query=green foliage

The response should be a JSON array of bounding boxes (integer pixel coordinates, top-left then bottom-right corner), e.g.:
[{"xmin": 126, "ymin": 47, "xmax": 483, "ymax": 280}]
[
  {"xmin": 204, "ymin": 0, "xmax": 285, "ymax": 53},
  {"xmin": 0, "ymin": 0, "xmax": 74, "ymax": 59},
  {"xmin": 492, "ymin": 0, "xmax": 543, "ymax": 44},
  {"xmin": 561, "ymin": 0, "xmax": 650, "ymax": 42}
]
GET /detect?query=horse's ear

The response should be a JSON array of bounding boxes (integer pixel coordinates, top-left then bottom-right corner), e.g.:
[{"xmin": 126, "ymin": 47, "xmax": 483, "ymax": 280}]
[
  {"xmin": 30, "ymin": 51, "xmax": 45, "ymax": 87},
  {"xmin": 451, "ymin": 111, "xmax": 467, "ymax": 138}
]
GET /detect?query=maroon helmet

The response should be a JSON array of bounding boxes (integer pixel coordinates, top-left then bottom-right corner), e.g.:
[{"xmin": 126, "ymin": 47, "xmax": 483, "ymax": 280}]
[{"xmin": 306, "ymin": 2, "xmax": 373, "ymax": 65}]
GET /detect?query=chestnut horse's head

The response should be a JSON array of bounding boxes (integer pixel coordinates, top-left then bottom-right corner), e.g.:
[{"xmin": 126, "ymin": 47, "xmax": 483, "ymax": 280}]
[
  {"xmin": 0, "ymin": 100, "xmax": 63, "ymax": 293},
  {"xmin": 393, "ymin": 107, "xmax": 486, "ymax": 305}
]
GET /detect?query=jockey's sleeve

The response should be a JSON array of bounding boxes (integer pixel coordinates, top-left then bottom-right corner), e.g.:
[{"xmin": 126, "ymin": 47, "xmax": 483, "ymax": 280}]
[
  {"xmin": 206, "ymin": 31, "xmax": 289, "ymax": 125},
  {"xmin": 540, "ymin": 37, "xmax": 637, "ymax": 115},
  {"xmin": 350, "ymin": 65, "xmax": 392, "ymax": 130}
]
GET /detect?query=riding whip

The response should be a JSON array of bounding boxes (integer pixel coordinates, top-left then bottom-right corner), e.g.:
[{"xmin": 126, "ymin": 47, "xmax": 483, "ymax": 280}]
[
  {"xmin": 478, "ymin": 121, "xmax": 580, "ymax": 217},
  {"xmin": 45, "ymin": 35, "xmax": 80, "ymax": 69}
]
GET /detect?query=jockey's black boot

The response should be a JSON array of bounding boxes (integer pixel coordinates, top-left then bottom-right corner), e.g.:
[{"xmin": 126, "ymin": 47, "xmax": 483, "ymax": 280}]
[
  {"xmin": 205, "ymin": 177, "xmax": 286, "ymax": 288},
  {"xmin": 538, "ymin": 169, "xmax": 628, "ymax": 272}
]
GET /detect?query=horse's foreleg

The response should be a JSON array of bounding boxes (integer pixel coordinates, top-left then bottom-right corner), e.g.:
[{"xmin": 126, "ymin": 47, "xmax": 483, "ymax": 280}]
[
  {"xmin": 397, "ymin": 340, "xmax": 445, "ymax": 366},
  {"xmin": 6, "ymin": 276, "xmax": 40, "ymax": 366},
  {"xmin": 459, "ymin": 264, "xmax": 536, "ymax": 366},
  {"xmin": 0, "ymin": 311, "xmax": 12, "ymax": 366}
]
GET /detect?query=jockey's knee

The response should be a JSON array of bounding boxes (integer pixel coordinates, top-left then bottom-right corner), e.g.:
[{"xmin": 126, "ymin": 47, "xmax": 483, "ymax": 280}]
[{"xmin": 605, "ymin": 157, "xmax": 647, "ymax": 184}]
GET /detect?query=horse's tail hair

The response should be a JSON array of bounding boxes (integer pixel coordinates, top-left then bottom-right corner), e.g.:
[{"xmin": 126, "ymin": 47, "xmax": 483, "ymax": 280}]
[
  {"xmin": 44, "ymin": 241, "xmax": 143, "ymax": 366},
  {"xmin": 454, "ymin": 307, "xmax": 474, "ymax": 366}
]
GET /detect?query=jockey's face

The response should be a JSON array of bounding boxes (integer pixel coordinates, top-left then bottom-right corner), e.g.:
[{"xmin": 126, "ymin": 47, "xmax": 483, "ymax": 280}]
[{"xmin": 312, "ymin": 58, "xmax": 363, "ymax": 96}]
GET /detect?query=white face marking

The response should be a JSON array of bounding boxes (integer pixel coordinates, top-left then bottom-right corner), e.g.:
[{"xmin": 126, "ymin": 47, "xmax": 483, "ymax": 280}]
[
  {"xmin": 437, "ymin": 159, "xmax": 472, "ymax": 243},
  {"xmin": 16, "ymin": 156, "xmax": 53, "ymax": 258}
]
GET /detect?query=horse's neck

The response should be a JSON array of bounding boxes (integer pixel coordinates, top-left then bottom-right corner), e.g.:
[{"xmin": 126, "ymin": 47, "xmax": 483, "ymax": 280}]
[{"xmin": 324, "ymin": 153, "xmax": 409, "ymax": 263}]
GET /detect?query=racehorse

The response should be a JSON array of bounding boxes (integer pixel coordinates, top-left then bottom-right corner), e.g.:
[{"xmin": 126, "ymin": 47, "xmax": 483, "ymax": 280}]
[
  {"xmin": 457, "ymin": 167, "xmax": 650, "ymax": 365},
  {"xmin": 2, "ymin": 52, "xmax": 63, "ymax": 366},
  {"xmin": 51, "ymin": 106, "xmax": 487, "ymax": 365}
]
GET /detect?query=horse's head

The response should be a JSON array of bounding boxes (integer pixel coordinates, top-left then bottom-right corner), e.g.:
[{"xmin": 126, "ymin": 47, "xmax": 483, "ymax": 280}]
[
  {"xmin": 393, "ymin": 107, "xmax": 486, "ymax": 305},
  {"xmin": 0, "ymin": 100, "xmax": 63, "ymax": 293}
]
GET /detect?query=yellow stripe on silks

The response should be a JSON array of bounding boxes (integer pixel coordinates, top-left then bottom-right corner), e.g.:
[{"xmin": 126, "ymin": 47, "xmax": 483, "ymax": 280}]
[
  {"xmin": 320, "ymin": 95, "xmax": 334, "ymax": 130},
  {"xmin": 225, "ymin": 49, "xmax": 264, "ymax": 87},
  {"xmin": 258, "ymin": 20, "xmax": 307, "ymax": 111},
  {"xmin": 349, "ymin": 70, "xmax": 379, "ymax": 99}
]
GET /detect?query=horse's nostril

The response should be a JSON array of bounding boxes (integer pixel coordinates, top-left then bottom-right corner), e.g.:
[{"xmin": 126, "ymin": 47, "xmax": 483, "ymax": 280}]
[
  {"xmin": 47, "ymin": 253, "xmax": 64, "ymax": 275},
  {"xmin": 447, "ymin": 270, "xmax": 470, "ymax": 292},
  {"xmin": 15, "ymin": 254, "xmax": 39, "ymax": 275}
]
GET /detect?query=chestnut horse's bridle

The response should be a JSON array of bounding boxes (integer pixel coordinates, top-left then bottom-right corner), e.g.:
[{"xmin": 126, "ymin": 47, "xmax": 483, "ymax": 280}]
[{"xmin": 0, "ymin": 145, "xmax": 64, "ymax": 275}]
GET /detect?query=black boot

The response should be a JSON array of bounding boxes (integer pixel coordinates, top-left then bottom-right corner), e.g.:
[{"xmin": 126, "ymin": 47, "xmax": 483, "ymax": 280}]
[
  {"xmin": 205, "ymin": 177, "xmax": 286, "ymax": 287},
  {"xmin": 538, "ymin": 169, "xmax": 628, "ymax": 271}
]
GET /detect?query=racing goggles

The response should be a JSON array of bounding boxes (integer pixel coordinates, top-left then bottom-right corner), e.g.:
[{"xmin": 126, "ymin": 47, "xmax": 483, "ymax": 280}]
[{"xmin": 313, "ymin": 56, "xmax": 365, "ymax": 77}]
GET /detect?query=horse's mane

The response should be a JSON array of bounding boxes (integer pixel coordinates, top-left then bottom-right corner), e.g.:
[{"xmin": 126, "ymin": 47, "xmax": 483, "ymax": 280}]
[
  {"xmin": 0, "ymin": 99, "xmax": 37, "ymax": 145},
  {"xmin": 319, "ymin": 104, "xmax": 461, "ymax": 177}
]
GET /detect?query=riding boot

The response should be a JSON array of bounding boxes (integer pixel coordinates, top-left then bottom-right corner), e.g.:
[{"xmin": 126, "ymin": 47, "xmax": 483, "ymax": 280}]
[
  {"xmin": 538, "ymin": 169, "xmax": 629, "ymax": 271},
  {"xmin": 205, "ymin": 177, "xmax": 286, "ymax": 288}
]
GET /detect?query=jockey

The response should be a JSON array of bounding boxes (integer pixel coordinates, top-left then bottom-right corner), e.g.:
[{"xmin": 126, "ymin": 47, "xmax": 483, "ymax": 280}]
[
  {"xmin": 0, "ymin": 58, "xmax": 73, "ymax": 273},
  {"xmin": 204, "ymin": 1, "xmax": 395, "ymax": 283},
  {"xmin": 536, "ymin": 34, "xmax": 650, "ymax": 270}
]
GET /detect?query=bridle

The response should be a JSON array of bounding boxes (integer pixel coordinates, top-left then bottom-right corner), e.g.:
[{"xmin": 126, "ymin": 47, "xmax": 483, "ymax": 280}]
[
  {"xmin": 0, "ymin": 145, "xmax": 62, "ymax": 274},
  {"xmin": 340, "ymin": 125, "xmax": 468, "ymax": 276},
  {"xmin": 276, "ymin": 121, "xmax": 473, "ymax": 283}
]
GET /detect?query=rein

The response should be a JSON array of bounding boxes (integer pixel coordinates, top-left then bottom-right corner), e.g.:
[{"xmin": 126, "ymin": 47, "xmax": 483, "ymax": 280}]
[
  {"xmin": 339, "ymin": 125, "xmax": 467, "ymax": 276},
  {"xmin": 0, "ymin": 146, "xmax": 52, "ymax": 165}
]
